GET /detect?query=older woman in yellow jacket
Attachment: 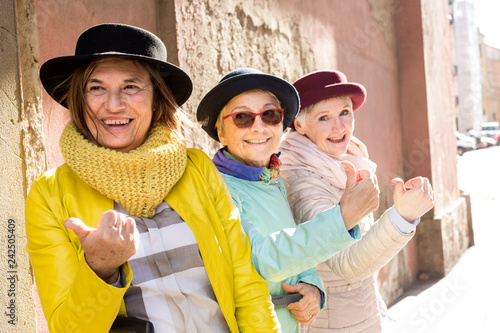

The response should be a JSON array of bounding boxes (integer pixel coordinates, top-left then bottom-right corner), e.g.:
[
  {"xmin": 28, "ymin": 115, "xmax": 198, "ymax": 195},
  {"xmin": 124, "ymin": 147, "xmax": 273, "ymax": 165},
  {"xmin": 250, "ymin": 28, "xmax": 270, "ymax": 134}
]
[{"xmin": 25, "ymin": 23, "xmax": 279, "ymax": 333}]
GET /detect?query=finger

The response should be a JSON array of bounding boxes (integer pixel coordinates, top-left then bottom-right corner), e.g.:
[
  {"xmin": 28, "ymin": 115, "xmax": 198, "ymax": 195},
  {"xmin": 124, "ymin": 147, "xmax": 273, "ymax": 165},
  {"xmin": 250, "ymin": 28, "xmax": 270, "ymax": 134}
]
[
  {"xmin": 64, "ymin": 217, "xmax": 95, "ymax": 240},
  {"xmin": 124, "ymin": 217, "xmax": 137, "ymax": 239},
  {"xmin": 97, "ymin": 210, "xmax": 119, "ymax": 230},
  {"xmin": 421, "ymin": 177, "xmax": 430, "ymax": 194},
  {"xmin": 356, "ymin": 168, "xmax": 372, "ymax": 182},
  {"xmin": 287, "ymin": 299, "xmax": 307, "ymax": 312},
  {"xmin": 114, "ymin": 215, "xmax": 124, "ymax": 234},
  {"xmin": 340, "ymin": 161, "xmax": 357, "ymax": 189},
  {"xmin": 428, "ymin": 181, "xmax": 435, "ymax": 200},
  {"xmin": 298, "ymin": 311, "xmax": 316, "ymax": 325},
  {"xmin": 281, "ymin": 282, "xmax": 298, "ymax": 293},
  {"xmin": 405, "ymin": 177, "xmax": 423, "ymax": 190},
  {"xmin": 391, "ymin": 178, "xmax": 406, "ymax": 195},
  {"xmin": 288, "ymin": 306, "xmax": 311, "ymax": 317}
]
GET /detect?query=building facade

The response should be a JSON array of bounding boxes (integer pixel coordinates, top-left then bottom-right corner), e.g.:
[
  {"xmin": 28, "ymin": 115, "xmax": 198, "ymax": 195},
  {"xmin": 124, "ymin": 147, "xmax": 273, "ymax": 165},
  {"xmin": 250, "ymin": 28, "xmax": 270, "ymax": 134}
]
[
  {"xmin": 480, "ymin": 36, "xmax": 500, "ymax": 123},
  {"xmin": 453, "ymin": 0, "xmax": 483, "ymax": 131}
]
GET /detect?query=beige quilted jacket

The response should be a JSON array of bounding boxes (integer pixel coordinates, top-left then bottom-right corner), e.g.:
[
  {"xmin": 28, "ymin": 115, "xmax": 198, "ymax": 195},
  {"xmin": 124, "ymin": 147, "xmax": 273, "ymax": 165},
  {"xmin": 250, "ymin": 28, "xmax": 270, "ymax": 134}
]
[{"xmin": 280, "ymin": 132, "xmax": 414, "ymax": 332}]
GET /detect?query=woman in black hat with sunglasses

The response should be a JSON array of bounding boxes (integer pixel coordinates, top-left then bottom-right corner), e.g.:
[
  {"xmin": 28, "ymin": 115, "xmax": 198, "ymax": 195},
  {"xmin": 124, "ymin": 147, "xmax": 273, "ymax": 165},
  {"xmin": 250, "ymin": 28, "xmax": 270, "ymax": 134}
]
[
  {"xmin": 25, "ymin": 24, "xmax": 279, "ymax": 333},
  {"xmin": 196, "ymin": 68, "xmax": 380, "ymax": 332}
]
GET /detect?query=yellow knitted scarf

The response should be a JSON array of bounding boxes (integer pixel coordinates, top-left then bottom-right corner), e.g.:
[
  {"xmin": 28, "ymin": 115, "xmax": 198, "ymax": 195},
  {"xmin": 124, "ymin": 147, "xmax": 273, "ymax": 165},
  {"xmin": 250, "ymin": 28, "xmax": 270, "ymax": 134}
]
[{"xmin": 60, "ymin": 122, "xmax": 187, "ymax": 218}]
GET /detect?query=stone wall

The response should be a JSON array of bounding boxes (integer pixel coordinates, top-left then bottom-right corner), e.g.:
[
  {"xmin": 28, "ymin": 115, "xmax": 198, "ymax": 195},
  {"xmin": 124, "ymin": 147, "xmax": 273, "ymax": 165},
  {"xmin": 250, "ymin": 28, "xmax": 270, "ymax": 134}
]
[
  {"xmin": 166, "ymin": 0, "xmax": 316, "ymax": 156},
  {"xmin": 0, "ymin": 0, "xmax": 41, "ymax": 332}
]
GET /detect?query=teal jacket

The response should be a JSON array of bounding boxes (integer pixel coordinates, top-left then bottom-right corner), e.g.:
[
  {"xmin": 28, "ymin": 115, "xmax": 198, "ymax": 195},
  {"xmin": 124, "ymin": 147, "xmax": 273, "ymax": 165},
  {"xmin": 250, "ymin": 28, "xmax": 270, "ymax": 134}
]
[{"xmin": 213, "ymin": 150, "xmax": 360, "ymax": 333}]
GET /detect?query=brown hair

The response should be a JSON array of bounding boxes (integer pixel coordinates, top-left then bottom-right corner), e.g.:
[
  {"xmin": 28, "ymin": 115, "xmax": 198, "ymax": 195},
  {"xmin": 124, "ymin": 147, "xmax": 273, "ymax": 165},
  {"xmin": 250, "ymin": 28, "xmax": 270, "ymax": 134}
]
[{"xmin": 58, "ymin": 56, "xmax": 189, "ymax": 145}]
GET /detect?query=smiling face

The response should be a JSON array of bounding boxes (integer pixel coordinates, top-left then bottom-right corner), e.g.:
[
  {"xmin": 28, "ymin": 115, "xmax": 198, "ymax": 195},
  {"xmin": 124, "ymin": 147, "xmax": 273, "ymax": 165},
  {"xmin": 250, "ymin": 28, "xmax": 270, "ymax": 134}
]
[
  {"xmin": 294, "ymin": 96, "xmax": 354, "ymax": 156},
  {"xmin": 83, "ymin": 58, "xmax": 154, "ymax": 153},
  {"xmin": 217, "ymin": 90, "xmax": 284, "ymax": 168}
]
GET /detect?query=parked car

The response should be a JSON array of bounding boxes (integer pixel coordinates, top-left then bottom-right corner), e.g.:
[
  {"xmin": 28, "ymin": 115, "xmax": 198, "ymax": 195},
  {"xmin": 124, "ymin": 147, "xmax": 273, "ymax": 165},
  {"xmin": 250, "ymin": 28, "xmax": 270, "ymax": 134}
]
[
  {"xmin": 480, "ymin": 122, "xmax": 500, "ymax": 143},
  {"xmin": 456, "ymin": 131, "xmax": 476, "ymax": 156},
  {"xmin": 468, "ymin": 130, "xmax": 498, "ymax": 148},
  {"xmin": 480, "ymin": 135, "xmax": 498, "ymax": 147}
]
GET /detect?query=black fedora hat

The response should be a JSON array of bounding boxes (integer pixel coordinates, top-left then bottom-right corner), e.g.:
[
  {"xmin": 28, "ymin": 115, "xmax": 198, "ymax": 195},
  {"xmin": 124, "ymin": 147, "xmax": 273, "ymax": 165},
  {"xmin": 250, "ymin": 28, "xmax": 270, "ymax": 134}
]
[
  {"xmin": 196, "ymin": 68, "xmax": 300, "ymax": 142},
  {"xmin": 40, "ymin": 23, "xmax": 193, "ymax": 108}
]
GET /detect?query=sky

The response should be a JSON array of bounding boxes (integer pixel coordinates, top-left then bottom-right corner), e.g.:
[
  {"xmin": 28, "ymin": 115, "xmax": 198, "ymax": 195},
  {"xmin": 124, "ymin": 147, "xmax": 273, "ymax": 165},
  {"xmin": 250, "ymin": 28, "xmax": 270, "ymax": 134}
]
[{"xmin": 474, "ymin": 0, "xmax": 500, "ymax": 49}]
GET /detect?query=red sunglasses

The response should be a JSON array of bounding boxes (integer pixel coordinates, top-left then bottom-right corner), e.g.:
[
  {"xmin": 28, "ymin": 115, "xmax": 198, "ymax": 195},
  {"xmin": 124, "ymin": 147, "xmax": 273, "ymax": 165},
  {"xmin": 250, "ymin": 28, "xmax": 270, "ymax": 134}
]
[{"xmin": 222, "ymin": 108, "xmax": 284, "ymax": 128}]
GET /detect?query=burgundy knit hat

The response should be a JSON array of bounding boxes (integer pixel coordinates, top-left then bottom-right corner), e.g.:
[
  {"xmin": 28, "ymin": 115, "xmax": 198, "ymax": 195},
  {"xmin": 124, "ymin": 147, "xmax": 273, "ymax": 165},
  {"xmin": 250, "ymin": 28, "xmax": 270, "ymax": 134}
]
[{"xmin": 291, "ymin": 70, "xmax": 366, "ymax": 128}]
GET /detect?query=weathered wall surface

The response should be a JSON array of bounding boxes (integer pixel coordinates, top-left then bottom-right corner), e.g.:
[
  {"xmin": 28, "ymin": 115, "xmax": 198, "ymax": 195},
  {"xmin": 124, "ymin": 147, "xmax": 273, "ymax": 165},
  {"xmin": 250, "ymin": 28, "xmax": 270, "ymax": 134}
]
[
  {"xmin": 396, "ymin": 0, "xmax": 469, "ymax": 280},
  {"xmin": 422, "ymin": 0, "xmax": 460, "ymax": 220},
  {"xmin": 169, "ymin": 0, "xmax": 316, "ymax": 156},
  {"xmin": 0, "ymin": 0, "xmax": 40, "ymax": 332},
  {"xmin": 422, "ymin": 0, "xmax": 469, "ymax": 275}
]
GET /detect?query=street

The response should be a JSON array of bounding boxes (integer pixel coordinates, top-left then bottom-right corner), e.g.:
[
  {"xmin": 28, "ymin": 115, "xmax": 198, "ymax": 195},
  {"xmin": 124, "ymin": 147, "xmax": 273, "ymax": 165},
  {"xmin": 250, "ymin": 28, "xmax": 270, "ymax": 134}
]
[{"xmin": 384, "ymin": 146, "xmax": 500, "ymax": 333}]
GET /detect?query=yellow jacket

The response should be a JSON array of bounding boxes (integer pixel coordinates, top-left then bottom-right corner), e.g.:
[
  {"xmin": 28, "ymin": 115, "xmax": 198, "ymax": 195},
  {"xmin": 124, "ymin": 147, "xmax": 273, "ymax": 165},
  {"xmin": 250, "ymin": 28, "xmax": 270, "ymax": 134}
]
[{"xmin": 26, "ymin": 148, "xmax": 280, "ymax": 333}]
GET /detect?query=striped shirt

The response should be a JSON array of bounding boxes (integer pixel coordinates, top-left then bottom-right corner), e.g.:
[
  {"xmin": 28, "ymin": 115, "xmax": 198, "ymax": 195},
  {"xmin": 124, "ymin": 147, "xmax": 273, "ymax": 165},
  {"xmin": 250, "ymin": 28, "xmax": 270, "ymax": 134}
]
[{"xmin": 117, "ymin": 202, "xmax": 231, "ymax": 332}]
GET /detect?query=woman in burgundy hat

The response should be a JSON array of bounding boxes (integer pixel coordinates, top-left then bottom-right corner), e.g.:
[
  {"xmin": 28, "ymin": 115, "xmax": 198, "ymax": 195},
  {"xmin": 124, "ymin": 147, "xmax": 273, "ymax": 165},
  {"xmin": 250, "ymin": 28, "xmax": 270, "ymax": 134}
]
[{"xmin": 279, "ymin": 70, "xmax": 435, "ymax": 332}]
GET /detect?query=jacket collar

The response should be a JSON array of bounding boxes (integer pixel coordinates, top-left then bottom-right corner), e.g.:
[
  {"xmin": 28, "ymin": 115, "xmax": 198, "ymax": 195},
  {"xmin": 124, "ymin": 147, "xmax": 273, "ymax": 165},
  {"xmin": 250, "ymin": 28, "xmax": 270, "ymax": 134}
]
[{"xmin": 212, "ymin": 148, "xmax": 263, "ymax": 181}]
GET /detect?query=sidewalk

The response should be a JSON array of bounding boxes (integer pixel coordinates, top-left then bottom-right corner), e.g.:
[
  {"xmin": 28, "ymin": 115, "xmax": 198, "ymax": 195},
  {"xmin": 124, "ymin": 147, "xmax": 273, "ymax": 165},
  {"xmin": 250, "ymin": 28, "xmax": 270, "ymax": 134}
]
[{"xmin": 383, "ymin": 147, "xmax": 500, "ymax": 333}]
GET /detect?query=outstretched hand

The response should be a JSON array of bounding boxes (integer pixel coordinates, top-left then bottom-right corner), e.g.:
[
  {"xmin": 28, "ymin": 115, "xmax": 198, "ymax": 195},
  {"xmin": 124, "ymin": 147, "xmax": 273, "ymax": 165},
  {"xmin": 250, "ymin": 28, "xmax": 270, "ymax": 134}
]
[
  {"xmin": 282, "ymin": 282, "xmax": 321, "ymax": 325},
  {"xmin": 339, "ymin": 161, "xmax": 380, "ymax": 230},
  {"xmin": 64, "ymin": 210, "xmax": 139, "ymax": 283},
  {"xmin": 392, "ymin": 177, "xmax": 435, "ymax": 222}
]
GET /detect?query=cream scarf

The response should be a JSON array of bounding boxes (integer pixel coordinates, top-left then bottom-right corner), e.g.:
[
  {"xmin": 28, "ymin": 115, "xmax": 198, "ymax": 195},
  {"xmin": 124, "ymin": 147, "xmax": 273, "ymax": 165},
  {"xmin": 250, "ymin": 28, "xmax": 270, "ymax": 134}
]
[
  {"xmin": 280, "ymin": 131, "xmax": 377, "ymax": 229},
  {"xmin": 60, "ymin": 122, "xmax": 187, "ymax": 218}
]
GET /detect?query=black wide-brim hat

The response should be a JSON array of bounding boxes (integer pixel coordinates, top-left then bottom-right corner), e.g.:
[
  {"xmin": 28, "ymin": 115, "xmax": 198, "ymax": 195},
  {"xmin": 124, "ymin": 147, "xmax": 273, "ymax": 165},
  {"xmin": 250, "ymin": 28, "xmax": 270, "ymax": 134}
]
[
  {"xmin": 196, "ymin": 67, "xmax": 300, "ymax": 142},
  {"xmin": 40, "ymin": 23, "xmax": 193, "ymax": 108}
]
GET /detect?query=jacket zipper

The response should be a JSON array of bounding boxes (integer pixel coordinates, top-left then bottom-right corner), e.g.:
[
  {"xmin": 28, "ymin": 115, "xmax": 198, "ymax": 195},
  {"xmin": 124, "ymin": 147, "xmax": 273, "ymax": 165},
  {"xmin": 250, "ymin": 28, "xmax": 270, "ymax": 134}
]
[{"xmin": 273, "ymin": 179, "xmax": 286, "ymax": 199}]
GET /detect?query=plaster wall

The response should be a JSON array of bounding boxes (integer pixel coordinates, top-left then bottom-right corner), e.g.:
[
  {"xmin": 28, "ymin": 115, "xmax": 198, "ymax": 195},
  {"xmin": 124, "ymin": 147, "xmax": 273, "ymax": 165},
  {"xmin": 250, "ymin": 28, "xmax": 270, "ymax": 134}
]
[
  {"xmin": 0, "ymin": 0, "xmax": 40, "ymax": 332},
  {"xmin": 169, "ymin": 0, "xmax": 316, "ymax": 156},
  {"xmin": 420, "ymin": 0, "xmax": 469, "ymax": 276},
  {"xmin": 422, "ymin": 0, "xmax": 460, "ymax": 216},
  {"xmin": 396, "ymin": 0, "xmax": 469, "ymax": 279}
]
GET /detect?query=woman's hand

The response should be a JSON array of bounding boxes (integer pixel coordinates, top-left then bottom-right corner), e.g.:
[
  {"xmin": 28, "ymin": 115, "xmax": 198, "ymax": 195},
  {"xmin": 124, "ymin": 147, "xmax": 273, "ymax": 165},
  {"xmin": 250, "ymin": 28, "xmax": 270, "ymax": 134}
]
[
  {"xmin": 392, "ymin": 177, "xmax": 435, "ymax": 222},
  {"xmin": 64, "ymin": 210, "xmax": 139, "ymax": 283},
  {"xmin": 282, "ymin": 282, "xmax": 321, "ymax": 325},
  {"xmin": 339, "ymin": 161, "xmax": 380, "ymax": 230}
]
